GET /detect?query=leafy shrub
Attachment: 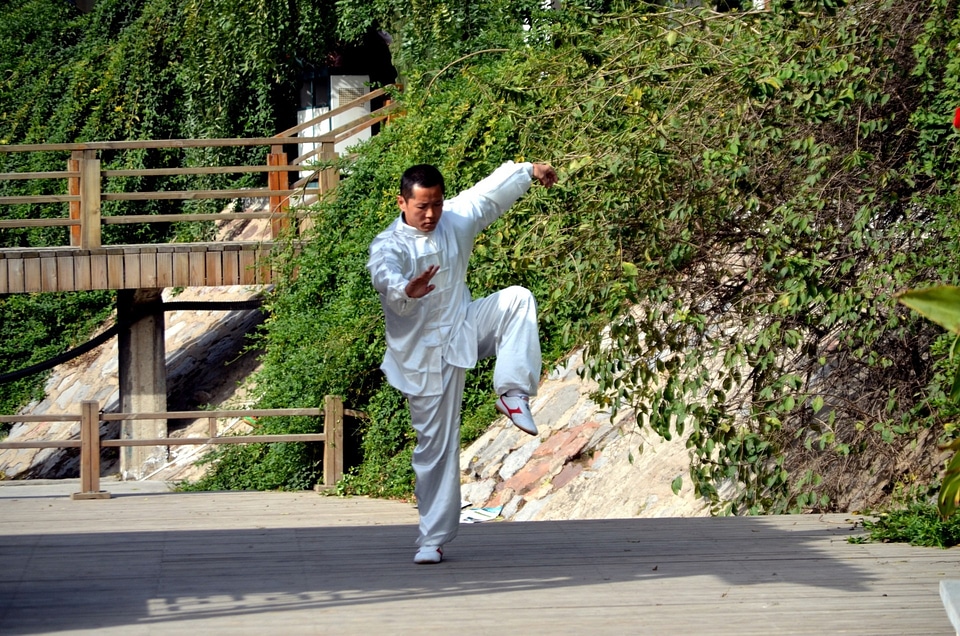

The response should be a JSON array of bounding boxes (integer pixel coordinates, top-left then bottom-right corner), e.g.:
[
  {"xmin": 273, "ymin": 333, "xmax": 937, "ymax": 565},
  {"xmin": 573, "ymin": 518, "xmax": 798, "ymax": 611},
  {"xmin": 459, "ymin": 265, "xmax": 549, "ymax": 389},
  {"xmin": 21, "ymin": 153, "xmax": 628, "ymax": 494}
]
[
  {"xmin": 211, "ymin": 0, "xmax": 960, "ymax": 508},
  {"xmin": 861, "ymin": 502, "xmax": 960, "ymax": 548},
  {"xmin": 0, "ymin": 291, "xmax": 114, "ymax": 430}
]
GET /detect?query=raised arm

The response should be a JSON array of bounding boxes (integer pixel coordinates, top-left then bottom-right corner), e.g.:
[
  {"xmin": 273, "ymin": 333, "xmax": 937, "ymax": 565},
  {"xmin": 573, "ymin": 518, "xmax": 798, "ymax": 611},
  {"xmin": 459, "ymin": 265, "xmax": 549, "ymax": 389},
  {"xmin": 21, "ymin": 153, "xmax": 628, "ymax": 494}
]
[{"xmin": 448, "ymin": 160, "xmax": 558, "ymax": 233}]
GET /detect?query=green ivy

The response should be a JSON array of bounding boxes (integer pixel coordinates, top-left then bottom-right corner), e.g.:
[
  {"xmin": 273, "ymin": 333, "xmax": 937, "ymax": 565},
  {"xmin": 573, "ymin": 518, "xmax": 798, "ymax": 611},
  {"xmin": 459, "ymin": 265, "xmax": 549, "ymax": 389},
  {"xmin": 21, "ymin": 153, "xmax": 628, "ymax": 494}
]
[
  {"xmin": 6, "ymin": 0, "xmax": 960, "ymax": 516},
  {"xmin": 0, "ymin": 0, "xmax": 346, "ymax": 418},
  {"xmin": 205, "ymin": 0, "xmax": 960, "ymax": 508},
  {"xmin": 0, "ymin": 291, "xmax": 114, "ymax": 432}
]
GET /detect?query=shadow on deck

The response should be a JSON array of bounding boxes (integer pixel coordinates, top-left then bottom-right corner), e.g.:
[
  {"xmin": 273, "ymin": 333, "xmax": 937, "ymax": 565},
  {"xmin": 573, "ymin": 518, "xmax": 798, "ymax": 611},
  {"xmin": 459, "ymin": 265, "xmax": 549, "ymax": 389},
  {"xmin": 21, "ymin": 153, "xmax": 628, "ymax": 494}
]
[{"xmin": 0, "ymin": 483, "xmax": 954, "ymax": 635}]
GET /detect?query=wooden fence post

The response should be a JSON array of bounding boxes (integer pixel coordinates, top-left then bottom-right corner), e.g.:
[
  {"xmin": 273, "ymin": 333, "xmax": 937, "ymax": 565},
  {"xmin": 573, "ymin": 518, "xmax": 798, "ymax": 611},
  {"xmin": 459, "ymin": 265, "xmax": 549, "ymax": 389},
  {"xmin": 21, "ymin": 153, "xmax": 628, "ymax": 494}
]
[
  {"xmin": 319, "ymin": 141, "xmax": 337, "ymax": 197},
  {"xmin": 323, "ymin": 395, "xmax": 344, "ymax": 487},
  {"xmin": 68, "ymin": 152, "xmax": 82, "ymax": 247},
  {"xmin": 72, "ymin": 400, "xmax": 110, "ymax": 500},
  {"xmin": 268, "ymin": 148, "xmax": 290, "ymax": 240},
  {"xmin": 78, "ymin": 149, "xmax": 101, "ymax": 249}
]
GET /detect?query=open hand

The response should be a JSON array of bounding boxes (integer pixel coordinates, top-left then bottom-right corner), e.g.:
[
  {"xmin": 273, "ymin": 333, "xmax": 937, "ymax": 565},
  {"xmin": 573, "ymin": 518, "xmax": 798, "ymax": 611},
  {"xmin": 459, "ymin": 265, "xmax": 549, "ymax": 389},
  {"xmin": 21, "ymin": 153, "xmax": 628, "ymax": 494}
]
[{"xmin": 405, "ymin": 265, "xmax": 439, "ymax": 298}]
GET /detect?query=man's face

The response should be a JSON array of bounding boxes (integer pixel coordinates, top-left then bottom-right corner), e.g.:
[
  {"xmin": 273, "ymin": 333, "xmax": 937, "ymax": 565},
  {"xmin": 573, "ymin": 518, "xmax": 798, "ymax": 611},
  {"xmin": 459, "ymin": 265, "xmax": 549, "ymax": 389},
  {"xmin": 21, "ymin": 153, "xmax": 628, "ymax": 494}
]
[{"xmin": 398, "ymin": 184, "xmax": 444, "ymax": 232}]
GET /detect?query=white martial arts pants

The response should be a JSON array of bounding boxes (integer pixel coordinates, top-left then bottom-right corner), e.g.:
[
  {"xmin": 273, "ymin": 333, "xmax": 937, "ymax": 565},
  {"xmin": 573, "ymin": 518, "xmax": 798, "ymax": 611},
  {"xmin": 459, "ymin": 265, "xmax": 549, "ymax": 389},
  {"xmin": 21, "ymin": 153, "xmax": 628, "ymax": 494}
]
[{"xmin": 407, "ymin": 286, "xmax": 541, "ymax": 547}]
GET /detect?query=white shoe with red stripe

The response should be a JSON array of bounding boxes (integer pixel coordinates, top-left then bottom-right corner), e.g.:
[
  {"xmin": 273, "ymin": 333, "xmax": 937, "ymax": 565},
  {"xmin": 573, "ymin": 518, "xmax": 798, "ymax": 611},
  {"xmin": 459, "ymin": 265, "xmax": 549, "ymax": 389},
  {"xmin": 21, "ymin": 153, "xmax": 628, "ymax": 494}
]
[
  {"xmin": 414, "ymin": 545, "xmax": 443, "ymax": 564},
  {"xmin": 496, "ymin": 394, "xmax": 538, "ymax": 436}
]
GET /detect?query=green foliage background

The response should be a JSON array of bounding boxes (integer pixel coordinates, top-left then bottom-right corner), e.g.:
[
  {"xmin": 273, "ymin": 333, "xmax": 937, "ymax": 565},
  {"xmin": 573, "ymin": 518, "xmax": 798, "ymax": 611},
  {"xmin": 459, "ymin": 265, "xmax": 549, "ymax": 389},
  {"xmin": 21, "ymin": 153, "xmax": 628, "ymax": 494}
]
[
  {"xmin": 0, "ymin": 0, "xmax": 340, "ymax": 429},
  {"xmin": 190, "ymin": 0, "xmax": 960, "ymax": 515},
  {"xmin": 3, "ymin": 0, "xmax": 960, "ymax": 517}
]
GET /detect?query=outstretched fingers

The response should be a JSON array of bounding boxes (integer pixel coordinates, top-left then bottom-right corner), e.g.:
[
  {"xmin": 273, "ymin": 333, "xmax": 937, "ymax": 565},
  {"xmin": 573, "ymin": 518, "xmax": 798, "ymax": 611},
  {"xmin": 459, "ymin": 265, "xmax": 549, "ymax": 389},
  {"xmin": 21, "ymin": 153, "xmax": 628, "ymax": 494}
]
[{"xmin": 405, "ymin": 265, "xmax": 440, "ymax": 298}]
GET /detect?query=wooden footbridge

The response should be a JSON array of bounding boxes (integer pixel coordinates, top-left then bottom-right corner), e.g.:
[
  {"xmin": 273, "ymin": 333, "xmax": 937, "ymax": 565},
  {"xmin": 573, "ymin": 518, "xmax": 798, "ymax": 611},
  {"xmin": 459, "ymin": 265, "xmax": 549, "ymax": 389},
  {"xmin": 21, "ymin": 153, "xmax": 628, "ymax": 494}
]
[
  {"xmin": 0, "ymin": 87, "xmax": 393, "ymax": 293},
  {"xmin": 0, "ymin": 87, "xmax": 394, "ymax": 481}
]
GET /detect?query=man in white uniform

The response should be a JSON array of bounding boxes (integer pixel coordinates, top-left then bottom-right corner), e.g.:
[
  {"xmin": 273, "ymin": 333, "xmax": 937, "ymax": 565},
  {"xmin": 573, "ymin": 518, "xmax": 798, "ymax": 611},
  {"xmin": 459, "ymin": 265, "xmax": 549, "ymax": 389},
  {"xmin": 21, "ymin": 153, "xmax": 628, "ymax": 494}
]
[{"xmin": 367, "ymin": 160, "xmax": 558, "ymax": 564}]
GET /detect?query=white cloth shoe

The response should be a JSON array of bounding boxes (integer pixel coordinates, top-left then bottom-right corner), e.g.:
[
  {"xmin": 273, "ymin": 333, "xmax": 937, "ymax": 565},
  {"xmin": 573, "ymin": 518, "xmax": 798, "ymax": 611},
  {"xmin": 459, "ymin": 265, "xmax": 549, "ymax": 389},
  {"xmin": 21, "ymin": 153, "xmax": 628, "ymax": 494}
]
[
  {"xmin": 414, "ymin": 545, "xmax": 443, "ymax": 564},
  {"xmin": 496, "ymin": 394, "xmax": 538, "ymax": 435}
]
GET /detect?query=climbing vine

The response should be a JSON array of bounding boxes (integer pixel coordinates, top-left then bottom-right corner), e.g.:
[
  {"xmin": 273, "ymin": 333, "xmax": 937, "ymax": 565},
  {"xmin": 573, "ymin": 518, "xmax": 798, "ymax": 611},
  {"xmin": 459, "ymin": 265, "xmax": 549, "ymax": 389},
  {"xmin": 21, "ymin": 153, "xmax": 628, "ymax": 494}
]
[
  {"xmin": 197, "ymin": 0, "xmax": 960, "ymax": 512},
  {"xmin": 4, "ymin": 0, "xmax": 960, "ymax": 515},
  {"xmin": 0, "ymin": 0, "xmax": 343, "ymax": 421}
]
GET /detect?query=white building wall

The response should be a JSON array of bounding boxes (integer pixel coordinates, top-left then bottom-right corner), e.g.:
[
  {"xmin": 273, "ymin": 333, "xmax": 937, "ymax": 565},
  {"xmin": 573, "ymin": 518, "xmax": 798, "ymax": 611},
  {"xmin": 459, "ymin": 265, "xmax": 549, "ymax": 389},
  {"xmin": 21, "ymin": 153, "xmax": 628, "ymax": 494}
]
[{"xmin": 296, "ymin": 75, "xmax": 370, "ymax": 181}]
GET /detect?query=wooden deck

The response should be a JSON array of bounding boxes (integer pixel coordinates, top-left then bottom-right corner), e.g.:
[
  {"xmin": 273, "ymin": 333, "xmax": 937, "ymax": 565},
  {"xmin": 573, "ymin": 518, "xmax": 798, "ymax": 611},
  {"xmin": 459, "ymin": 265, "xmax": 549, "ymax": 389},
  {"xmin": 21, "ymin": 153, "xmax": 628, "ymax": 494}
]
[
  {"xmin": 0, "ymin": 481, "xmax": 957, "ymax": 635},
  {"xmin": 0, "ymin": 242, "xmax": 274, "ymax": 293}
]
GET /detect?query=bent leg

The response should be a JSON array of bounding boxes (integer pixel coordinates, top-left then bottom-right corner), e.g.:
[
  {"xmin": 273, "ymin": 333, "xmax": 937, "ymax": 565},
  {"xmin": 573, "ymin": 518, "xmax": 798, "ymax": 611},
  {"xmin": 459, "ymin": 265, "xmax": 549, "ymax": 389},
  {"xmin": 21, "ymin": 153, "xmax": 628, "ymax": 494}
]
[
  {"xmin": 469, "ymin": 285, "xmax": 542, "ymax": 397},
  {"xmin": 406, "ymin": 363, "xmax": 466, "ymax": 547}
]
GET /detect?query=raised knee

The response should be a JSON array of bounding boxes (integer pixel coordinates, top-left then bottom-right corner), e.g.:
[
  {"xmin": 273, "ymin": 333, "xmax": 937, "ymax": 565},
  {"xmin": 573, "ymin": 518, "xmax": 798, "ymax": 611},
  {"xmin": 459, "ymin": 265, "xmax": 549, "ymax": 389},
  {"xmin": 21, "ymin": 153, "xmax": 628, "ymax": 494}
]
[
  {"xmin": 504, "ymin": 285, "xmax": 534, "ymax": 302},
  {"xmin": 501, "ymin": 286, "xmax": 536, "ymax": 313}
]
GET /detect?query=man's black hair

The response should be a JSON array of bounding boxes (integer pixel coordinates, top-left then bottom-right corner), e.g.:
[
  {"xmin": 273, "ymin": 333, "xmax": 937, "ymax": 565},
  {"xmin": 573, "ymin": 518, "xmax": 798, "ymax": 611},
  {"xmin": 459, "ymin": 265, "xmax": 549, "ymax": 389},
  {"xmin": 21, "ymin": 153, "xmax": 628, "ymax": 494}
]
[{"xmin": 400, "ymin": 164, "xmax": 445, "ymax": 200}]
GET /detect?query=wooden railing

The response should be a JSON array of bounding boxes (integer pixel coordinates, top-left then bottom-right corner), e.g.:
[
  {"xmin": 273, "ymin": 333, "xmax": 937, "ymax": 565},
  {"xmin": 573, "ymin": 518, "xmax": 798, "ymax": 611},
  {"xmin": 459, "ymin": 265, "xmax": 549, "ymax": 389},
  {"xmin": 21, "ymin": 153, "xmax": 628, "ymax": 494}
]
[
  {"xmin": 0, "ymin": 395, "xmax": 359, "ymax": 499},
  {"xmin": 0, "ymin": 86, "xmax": 395, "ymax": 248}
]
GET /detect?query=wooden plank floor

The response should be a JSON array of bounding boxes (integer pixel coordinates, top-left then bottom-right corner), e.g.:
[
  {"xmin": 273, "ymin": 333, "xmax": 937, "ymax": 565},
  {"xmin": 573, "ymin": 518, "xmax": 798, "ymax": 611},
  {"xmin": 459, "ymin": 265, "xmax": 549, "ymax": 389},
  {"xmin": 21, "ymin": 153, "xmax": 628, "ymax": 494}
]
[{"xmin": 0, "ymin": 481, "xmax": 957, "ymax": 635}]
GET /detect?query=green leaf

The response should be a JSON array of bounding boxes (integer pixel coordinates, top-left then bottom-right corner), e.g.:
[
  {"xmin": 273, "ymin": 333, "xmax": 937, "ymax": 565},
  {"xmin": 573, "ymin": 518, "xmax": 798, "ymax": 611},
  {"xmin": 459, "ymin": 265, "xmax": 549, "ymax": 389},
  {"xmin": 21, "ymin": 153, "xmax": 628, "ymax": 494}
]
[
  {"xmin": 938, "ymin": 439, "xmax": 960, "ymax": 519},
  {"xmin": 811, "ymin": 395, "xmax": 825, "ymax": 413},
  {"xmin": 897, "ymin": 286, "xmax": 960, "ymax": 335},
  {"xmin": 671, "ymin": 475, "xmax": 683, "ymax": 495},
  {"xmin": 757, "ymin": 76, "xmax": 783, "ymax": 90},
  {"xmin": 665, "ymin": 30, "xmax": 678, "ymax": 46}
]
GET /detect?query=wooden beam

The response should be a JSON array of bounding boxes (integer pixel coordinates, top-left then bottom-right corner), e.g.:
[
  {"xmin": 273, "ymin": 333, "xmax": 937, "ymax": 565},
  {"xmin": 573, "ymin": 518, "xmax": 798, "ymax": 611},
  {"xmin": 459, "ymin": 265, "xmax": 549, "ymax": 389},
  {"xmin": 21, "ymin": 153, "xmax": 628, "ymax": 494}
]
[
  {"xmin": 188, "ymin": 251, "xmax": 205, "ymax": 286},
  {"xmin": 268, "ymin": 152, "xmax": 290, "ymax": 239},
  {"xmin": 74, "ymin": 254, "xmax": 92, "ymax": 290},
  {"xmin": 0, "ymin": 218, "xmax": 80, "ymax": 228},
  {"xmin": 97, "ymin": 210, "xmax": 313, "ymax": 224},
  {"xmin": 72, "ymin": 400, "xmax": 110, "ymax": 500},
  {"xmin": 0, "ymin": 136, "xmax": 337, "ymax": 153},
  {"xmin": 172, "ymin": 250, "xmax": 190, "ymax": 287},
  {"xmin": 156, "ymin": 250, "xmax": 174, "ymax": 287},
  {"xmin": 40, "ymin": 257, "xmax": 57, "ymax": 292},
  {"xmin": 23, "ymin": 257, "xmax": 41, "ymax": 292},
  {"xmin": 274, "ymin": 86, "xmax": 391, "ymax": 138},
  {"xmin": 103, "ymin": 165, "xmax": 295, "ymax": 178},
  {"xmin": 57, "ymin": 255, "xmax": 75, "ymax": 291},
  {"xmin": 324, "ymin": 395, "xmax": 345, "ymax": 486},
  {"xmin": 78, "ymin": 152, "xmax": 101, "ymax": 249},
  {"xmin": 101, "ymin": 187, "xmax": 320, "ymax": 202},
  {"xmin": 100, "ymin": 407, "xmax": 323, "ymax": 420},
  {"xmin": 101, "ymin": 434, "xmax": 326, "ymax": 447},
  {"xmin": 0, "ymin": 170, "xmax": 80, "ymax": 180},
  {"xmin": 68, "ymin": 156, "xmax": 81, "ymax": 246},
  {"xmin": 0, "ymin": 195, "xmax": 79, "ymax": 205}
]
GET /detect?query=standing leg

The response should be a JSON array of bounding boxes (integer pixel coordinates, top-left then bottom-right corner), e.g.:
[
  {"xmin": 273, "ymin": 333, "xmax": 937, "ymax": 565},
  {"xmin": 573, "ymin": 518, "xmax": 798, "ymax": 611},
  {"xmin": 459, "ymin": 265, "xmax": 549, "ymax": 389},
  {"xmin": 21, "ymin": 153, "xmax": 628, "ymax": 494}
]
[{"xmin": 406, "ymin": 362, "xmax": 466, "ymax": 550}]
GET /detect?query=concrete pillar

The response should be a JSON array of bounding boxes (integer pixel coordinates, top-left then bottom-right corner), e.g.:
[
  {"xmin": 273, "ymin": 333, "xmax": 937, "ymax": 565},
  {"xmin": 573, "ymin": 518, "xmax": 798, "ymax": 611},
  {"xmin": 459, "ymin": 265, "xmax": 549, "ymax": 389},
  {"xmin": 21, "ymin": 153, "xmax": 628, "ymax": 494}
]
[{"xmin": 117, "ymin": 288, "xmax": 167, "ymax": 480}]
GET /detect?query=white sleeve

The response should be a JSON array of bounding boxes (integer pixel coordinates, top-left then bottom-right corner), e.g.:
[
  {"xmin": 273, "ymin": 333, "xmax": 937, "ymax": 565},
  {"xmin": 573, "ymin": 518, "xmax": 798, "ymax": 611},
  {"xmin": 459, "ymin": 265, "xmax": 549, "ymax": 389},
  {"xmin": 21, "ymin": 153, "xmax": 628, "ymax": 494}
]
[
  {"xmin": 367, "ymin": 234, "xmax": 419, "ymax": 317},
  {"xmin": 446, "ymin": 161, "xmax": 534, "ymax": 233}
]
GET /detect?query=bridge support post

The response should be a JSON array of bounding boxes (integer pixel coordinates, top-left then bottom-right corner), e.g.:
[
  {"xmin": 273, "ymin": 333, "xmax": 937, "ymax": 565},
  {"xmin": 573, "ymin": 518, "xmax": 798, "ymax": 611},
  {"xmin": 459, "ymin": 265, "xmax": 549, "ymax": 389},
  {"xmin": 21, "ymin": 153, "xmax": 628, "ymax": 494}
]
[{"xmin": 117, "ymin": 288, "xmax": 167, "ymax": 480}]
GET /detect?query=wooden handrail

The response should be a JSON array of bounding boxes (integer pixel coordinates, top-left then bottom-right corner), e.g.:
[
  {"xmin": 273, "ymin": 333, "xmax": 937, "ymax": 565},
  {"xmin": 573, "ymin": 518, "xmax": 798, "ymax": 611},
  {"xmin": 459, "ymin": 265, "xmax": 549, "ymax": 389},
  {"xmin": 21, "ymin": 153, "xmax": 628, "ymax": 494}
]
[
  {"xmin": 273, "ymin": 86, "xmax": 392, "ymax": 139},
  {"xmin": 0, "ymin": 218, "xmax": 80, "ymax": 228},
  {"xmin": 0, "ymin": 136, "xmax": 338, "ymax": 153},
  {"xmin": 102, "ymin": 165, "xmax": 295, "ymax": 178},
  {"xmin": 0, "ymin": 84, "xmax": 400, "ymax": 254},
  {"xmin": 0, "ymin": 171, "xmax": 81, "ymax": 180},
  {"xmin": 0, "ymin": 396, "xmax": 358, "ymax": 498}
]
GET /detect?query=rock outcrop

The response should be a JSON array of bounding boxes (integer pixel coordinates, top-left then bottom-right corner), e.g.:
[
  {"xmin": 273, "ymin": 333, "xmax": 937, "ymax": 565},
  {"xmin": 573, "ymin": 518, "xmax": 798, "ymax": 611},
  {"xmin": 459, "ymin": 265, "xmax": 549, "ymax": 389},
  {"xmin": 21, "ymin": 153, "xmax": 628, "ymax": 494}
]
[{"xmin": 461, "ymin": 350, "xmax": 709, "ymax": 520}]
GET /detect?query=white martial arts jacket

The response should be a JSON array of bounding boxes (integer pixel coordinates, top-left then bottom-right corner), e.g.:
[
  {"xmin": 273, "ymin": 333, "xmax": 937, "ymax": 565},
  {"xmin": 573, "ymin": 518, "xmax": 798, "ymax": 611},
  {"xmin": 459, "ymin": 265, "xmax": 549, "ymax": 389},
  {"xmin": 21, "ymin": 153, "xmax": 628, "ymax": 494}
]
[{"xmin": 367, "ymin": 161, "xmax": 535, "ymax": 397}]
